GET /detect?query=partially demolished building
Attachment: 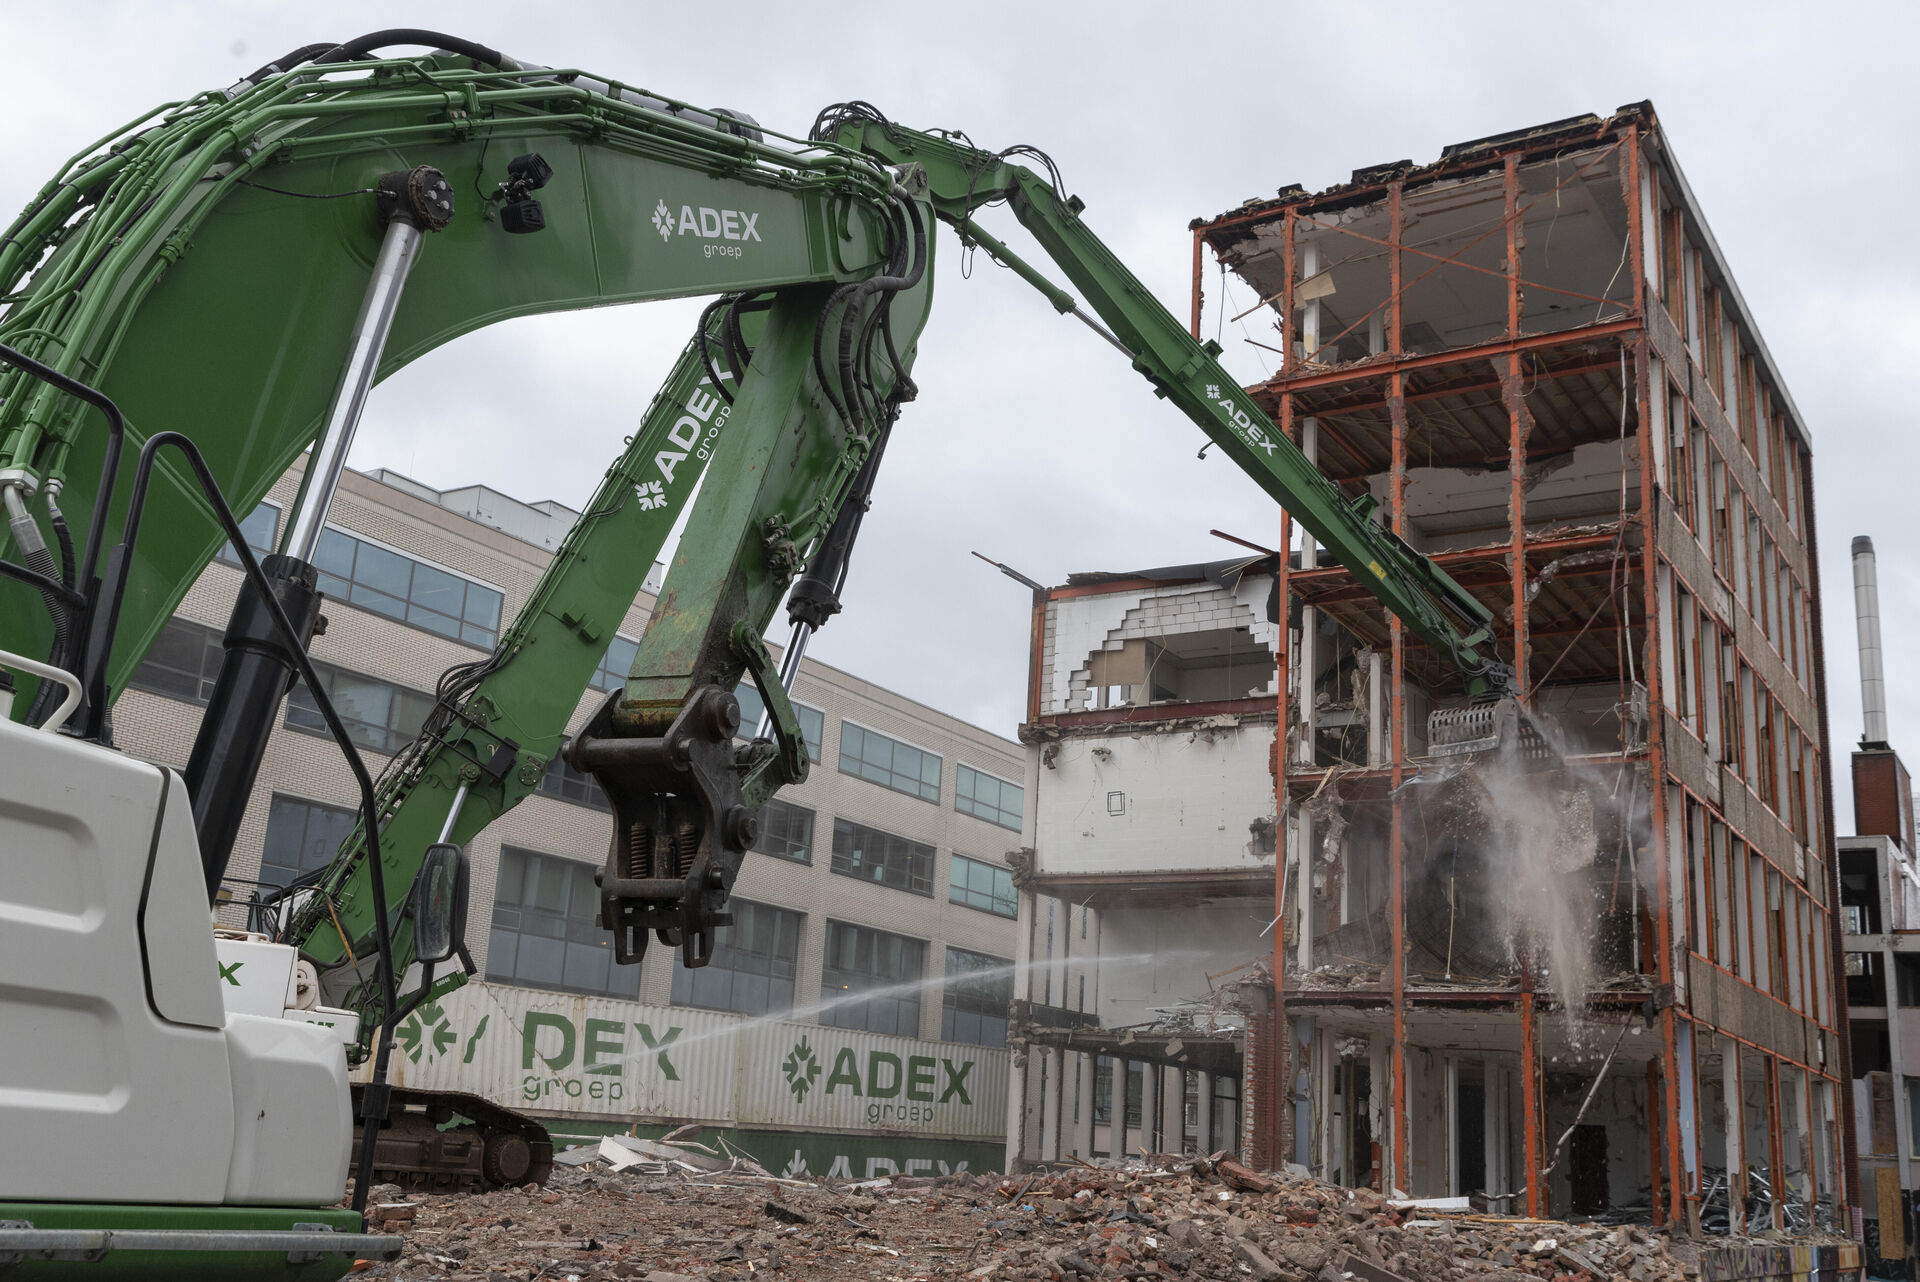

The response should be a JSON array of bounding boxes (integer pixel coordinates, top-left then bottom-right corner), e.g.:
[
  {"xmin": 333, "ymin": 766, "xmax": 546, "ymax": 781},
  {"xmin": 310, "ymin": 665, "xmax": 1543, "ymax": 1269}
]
[{"xmin": 1004, "ymin": 103, "xmax": 1854, "ymax": 1235}]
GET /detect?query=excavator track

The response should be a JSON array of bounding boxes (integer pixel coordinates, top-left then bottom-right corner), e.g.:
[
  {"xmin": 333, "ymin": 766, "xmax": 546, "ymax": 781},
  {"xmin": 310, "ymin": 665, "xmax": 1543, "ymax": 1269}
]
[{"xmin": 351, "ymin": 1085, "xmax": 555, "ymax": 1193}]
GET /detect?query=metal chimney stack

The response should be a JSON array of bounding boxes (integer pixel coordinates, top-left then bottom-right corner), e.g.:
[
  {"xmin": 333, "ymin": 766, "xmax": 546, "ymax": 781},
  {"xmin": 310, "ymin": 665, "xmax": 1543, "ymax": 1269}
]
[{"xmin": 1854, "ymin": 535, "xmax": 1889, "ymax": 746}]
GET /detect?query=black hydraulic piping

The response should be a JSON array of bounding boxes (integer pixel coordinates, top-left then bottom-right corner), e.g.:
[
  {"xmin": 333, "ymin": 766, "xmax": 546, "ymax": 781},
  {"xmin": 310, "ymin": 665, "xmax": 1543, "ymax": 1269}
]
[{"xmin": 312, "ymin": 30, "xmax": 507, "ymax": 69}]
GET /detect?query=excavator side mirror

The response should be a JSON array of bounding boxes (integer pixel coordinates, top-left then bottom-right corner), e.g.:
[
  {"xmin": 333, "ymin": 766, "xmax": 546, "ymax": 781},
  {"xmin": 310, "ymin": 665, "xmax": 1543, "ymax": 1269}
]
[{"xmin": 414, "ymin": 843, "xmax": 470, "ymax": 965}]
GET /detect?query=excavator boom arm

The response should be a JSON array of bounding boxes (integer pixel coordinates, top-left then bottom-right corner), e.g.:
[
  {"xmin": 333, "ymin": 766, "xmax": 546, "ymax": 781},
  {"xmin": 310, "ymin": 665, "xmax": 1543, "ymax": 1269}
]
[{"xmin": 826, "ymin": 117, "xmax": 1506, "ymax": 689}]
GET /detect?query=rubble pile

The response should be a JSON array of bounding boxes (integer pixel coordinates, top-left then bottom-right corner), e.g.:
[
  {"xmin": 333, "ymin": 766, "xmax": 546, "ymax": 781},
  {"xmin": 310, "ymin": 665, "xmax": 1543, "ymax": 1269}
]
[{"xmin": 351, "ymin": 1148, "xmax": 1717, "ymax": 1281}]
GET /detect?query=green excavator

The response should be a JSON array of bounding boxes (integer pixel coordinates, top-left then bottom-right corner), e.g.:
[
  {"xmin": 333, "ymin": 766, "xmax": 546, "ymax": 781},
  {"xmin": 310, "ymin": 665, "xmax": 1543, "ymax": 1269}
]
[{"xmin": 0, "ymin": 32, "xmax": 1518, "ymax": 1278}]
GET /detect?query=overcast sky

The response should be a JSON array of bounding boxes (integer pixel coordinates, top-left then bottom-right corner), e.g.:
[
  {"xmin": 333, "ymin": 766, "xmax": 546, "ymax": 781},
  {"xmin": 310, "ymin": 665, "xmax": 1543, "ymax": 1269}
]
[{"xmin": 6, "ymin": 2, "xmax": 1917, "ymax": 772}]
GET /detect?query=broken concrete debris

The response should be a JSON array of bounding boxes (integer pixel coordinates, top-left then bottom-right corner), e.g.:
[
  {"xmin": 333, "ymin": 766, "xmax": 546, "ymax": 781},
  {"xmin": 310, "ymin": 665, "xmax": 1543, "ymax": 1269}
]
[{"xmin": 347, "ymin": 1150, "xmax": 1840, "ymax": 1280}]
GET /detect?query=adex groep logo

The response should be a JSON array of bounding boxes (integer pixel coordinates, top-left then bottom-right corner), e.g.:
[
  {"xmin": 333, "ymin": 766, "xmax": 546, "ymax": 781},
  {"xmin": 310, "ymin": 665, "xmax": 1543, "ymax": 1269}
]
[
  {"xmin": 782, "ymin": 1035, "xmax": 823, "ymax": 1102},
  {"xmin": 650, "ymin": 197, "xmax": 763, "ymax": 259},
  {"xmin": 396, "ymin": 1001, "xmax": 489, "ymax": 1067}
]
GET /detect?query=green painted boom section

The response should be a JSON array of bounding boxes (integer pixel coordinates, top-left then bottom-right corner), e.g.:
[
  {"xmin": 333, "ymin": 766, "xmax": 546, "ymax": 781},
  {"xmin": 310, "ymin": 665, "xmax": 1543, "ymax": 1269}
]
[{"xmin": 0, "ymin": 55, "xmax": 899, "ymax": 704}]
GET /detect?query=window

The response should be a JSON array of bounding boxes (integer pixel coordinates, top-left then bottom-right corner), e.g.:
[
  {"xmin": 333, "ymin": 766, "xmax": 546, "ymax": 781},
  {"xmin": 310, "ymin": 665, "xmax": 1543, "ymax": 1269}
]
[
  {"xmin": 839, "ymin": 721, "xmax": 941, "ymax": 802},
  {"xmin": 1909, "ymin": 1079, "xmax": 1920, "ymax": 1155},
  {"xmin": 1659, "ymin": 206, "xmax": 1683, "ymax": 326},
  {"xmin": 1903, "ymin": 957, "xmax": 1920, "ymax": 1009},
  {"xmin": 286, "ymin": 662, "xmax": 435, "ymax": 757},
  {"xmin": 942, "ymin": 947, "xmax": 1012, "ymax": 1046},
  {"xmin": 1709, "ymin": 454, "xmax": 1731, "ymax": 582},
  {"xmin": 831, "ymin": 818, "xmax": 934, "ymax": 896},
  {"xmin": 127, "ymin": 617, "xmax": 223, "ymax": 704},
  {"xmin": 956, "ymin": 764, "xmax": 1023, "ymax": 831},
  {"xmin": 1704, "ymin": 288, "xmax": 1724, "ymax": 400},
  {"xmin": 1094, "ymin": 1057, "xmax": 1144, "ymax": 1131},
  {"xmin": 1848, "ymin": 951, "xmax": 1885, "ymax": 1008},
  {"xmin": 486, "ymin": 847, "xmax": 638, "ymax": 999},
  {"xmin": 733, "ymin": 685, "xmax": 825, "ymax": 760},
  {"xmin": 260, "ymin": 794, "xmax": 356, "ymax": 889},
  {"xmin": 591, "ymin": 634, "xmax": 640, "ymax": 694},
  {"xmin": 1667, "ymin": 395, "xmax": 1692, "ymax": 528},
  {"xmin": 1737, "ymin": 357, "xmax": 1758, "ymax": 460},
  {"xmin": 313, "ymin": 526, "xmax": 502, "ymax": 648},
  {"xmin": 670, "ymin": 899, "xmax": 801, "ymax": 1016},
  {"xmin": 949, "ymin": 853, "xmax": 1017, "ymax": 919},
  {"xmin": 214, "ymin": 501, "xmax": 281, "ymax": 568},
  {"xmin": 1755, "ymin": 696, "xmax": 1777, "ymax": 811},
  {"xmin": 819, "ymin": 920, "xmax": 925, "ymax": 1036},
  {"xmin": 755, "ymin": 798, "xmax": 814, "ymax": 863},
  {"xmin": 536, "ymin": 741, "xmax": 609, "ymax": 812}
]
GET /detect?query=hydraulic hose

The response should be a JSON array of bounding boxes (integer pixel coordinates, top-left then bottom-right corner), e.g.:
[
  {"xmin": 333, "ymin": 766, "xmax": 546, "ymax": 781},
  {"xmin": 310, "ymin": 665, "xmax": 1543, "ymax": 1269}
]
[
  {"xmin": 4, "ymin": 483, "xmax": 70, "ymax": 727},
  {"xmin": 44, "ymin": 480, "xmax": 75, "ymax": 591},
  {"xmin": 21, "ymin": 481, "xmax": 78, "ymax": 728},
  {"xmin": 241, "ymin": 41, "xmax": 338, "ymax": 84},
  {"xmin": 312, "ymin": 30, "xmax": 507, "ymax": 69}
]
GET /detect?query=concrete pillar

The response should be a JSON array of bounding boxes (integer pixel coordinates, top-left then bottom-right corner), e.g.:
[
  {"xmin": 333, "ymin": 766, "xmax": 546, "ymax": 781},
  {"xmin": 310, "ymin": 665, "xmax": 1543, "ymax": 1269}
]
[
  {"xmin": 1293, "ymin": 1018, "xmax": 1317, "ymax": 1171},
  {"xmin": 1723, "ymin": 1046, "xmax": 1745, "ymax": 1218},
  {"xmin": 1485, "ymin": 1061, "xmax": 1511, "ymax": 1204},
  {"xmin": 1165, "ymin": 1065, "xmax": 1188, "ymax": 1154},
  {"xmin": 1074, "ymin": 1052, "xmax": 1096, "ymax": 1157},
  {"xmin": 1317, "ymin": 1033, "xmax": 1336, "ymax": 1179},
  {"xmin": 1138, "ymin": 1063, "xmax": 1159, "ymax": 1157},
  {"xmin": 1444, "ymin": 1057, "xmax": 1461, "ymax": 1195},
  {"xmin": 1296, "ymin": 811, "xmax": 1314, "ymax": 973},
  {"xmin": 1005, "ymin": 879, "xmax": 1038, "ymax": 1171},
  {"xmin": 1041, "ymin": 1049, "xmax": 1063, "ymax": 1162},
  {"xmin": 1197, "ymin": 1071, "xmax": 1216, "ymax": 1156},
  {"xmin": 1108, "ymin": 1058, "xmax": 1129, "ymax": 1160},
  {"xmin": 1301, "ymin": 243, "xmax": 1322, "ymax": 359},
  {"xmin": 1367, "ymin": 650, "xmax": 1386, "ymax": 767}
]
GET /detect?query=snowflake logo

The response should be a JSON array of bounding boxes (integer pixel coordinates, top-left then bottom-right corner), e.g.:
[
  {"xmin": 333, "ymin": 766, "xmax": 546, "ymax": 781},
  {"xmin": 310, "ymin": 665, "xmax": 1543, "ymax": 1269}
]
[
  {"xmin": 651, "ymin": 199, "xmax": 675, "ymax": 241},
  {"xmin": 1205, "ymin": 384, "xmax": 1220, "ymax": 400},
  {"xmin": 634, "ymin": 480, "xmax": 667, "ymax": 511},
  {"xmin": 782, "ymin": 1035, "xmax": 822, "ymax": 1103}
]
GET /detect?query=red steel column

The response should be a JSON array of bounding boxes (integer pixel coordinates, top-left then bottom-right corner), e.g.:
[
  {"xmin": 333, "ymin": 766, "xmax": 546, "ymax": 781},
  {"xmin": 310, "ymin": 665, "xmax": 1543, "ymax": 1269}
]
[
  {"xmin": 1649, "ymin": 1058, "xmax": 1667, "ymax": 1226},
  {"xmin": 1503, "ymin": 156, "xmax": 1530, "ymax": 696},
  {"xmin": 1261, "ymin": 208, "xmax": 1300, "ymax": 1169},
  {"xmin": 1269, "ymin": 387, "xmax": 1295, "ymax": 1167},
  {"xmin": 1385, "ymin": 176, "xmax": 1412, "ymax": 1197},
  {"xmin": 1521, "ymin": 964, "xmax": 1541, "ymax": 1216},
  {"xmin": 1389, "ymin": 369, "xmax": 1410, "ymax": 1194}
]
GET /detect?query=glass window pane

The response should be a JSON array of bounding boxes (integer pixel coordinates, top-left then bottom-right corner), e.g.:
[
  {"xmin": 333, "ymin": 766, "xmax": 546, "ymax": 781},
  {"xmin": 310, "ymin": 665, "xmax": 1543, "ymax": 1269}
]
[
  {"xmin": 405, "ymin": 602, "xmax": 461, "ymax": 637},
  {"xmin": 531, "ymin": 859, "xmax": 568, "ymax": 912},
  {"xmin": 348, "ymin": 583, "xmax": 408, "ymax": 622},
  {"xmin": 410, "ymin": 563, "xmax": 466, "ymax": 617},
  {"xmin": 313, "ymin": 528, "xmax": 356, "ymax": 578},
  {"xmin": 562, "ymin": 941, "xmax": 611, "ymax": 994},
  {"xmin": 353, "ymin": 541, "xmax": 413, "ymax": 597},
  {"xmin": 464, "ymin": 586, "xmax": 503, "ymax": 628},
  {"xmin": 307, "ymin": 528, "xmax": 499, "ymax": 648},
  {"xmin": 516, "ymin": 935, "xmax": 565, "ymax": 986},
  {"xmin": 735, "ymin": 683, "xmax": 766, "ymax": 734}
]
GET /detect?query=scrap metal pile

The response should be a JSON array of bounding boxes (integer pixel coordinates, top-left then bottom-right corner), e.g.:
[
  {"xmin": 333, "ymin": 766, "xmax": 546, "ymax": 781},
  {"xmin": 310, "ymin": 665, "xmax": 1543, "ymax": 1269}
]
[{"xmin": 348, "ymin": 1145, "xmax": 1737, "ymax": 1281}]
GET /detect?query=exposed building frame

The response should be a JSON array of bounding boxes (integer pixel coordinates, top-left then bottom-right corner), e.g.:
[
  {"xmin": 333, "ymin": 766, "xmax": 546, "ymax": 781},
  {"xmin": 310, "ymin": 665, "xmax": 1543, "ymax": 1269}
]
[{"xmin": 1172, "ymin": 101, "xmax": 1852, "ymax": 1230}]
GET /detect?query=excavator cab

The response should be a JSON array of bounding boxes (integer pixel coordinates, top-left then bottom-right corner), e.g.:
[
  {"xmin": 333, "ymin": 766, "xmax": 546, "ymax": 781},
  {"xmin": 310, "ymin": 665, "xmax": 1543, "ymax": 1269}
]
[{"xmin": 0, "ymin": 696, "xmax": 397, "ymax": 1276}]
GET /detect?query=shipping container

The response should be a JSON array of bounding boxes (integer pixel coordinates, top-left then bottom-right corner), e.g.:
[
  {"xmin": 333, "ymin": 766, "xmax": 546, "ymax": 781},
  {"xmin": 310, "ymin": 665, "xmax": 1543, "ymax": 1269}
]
[{"xmin": 360, "ymin": 981, "xmax": 1009, "ymax": 1177}]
